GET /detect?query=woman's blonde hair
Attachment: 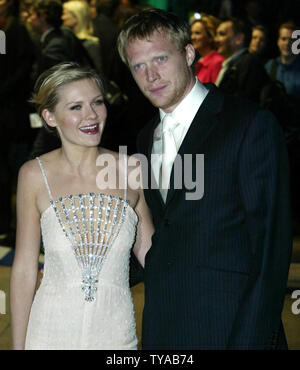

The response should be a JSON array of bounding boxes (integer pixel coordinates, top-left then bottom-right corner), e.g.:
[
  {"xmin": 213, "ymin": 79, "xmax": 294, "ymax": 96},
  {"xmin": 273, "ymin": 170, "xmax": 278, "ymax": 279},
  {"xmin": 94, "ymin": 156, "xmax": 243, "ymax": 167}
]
[
  {"xmin": 63, "ymin": 0, "xmax": 97, "ymax": 41},
  {"xmin": 31, "ymin": 62, "xmax": 104, "ymax": 134},
  {"xmin": 191, "ymin": 14, "xmax": 221, "ymax": 48}
]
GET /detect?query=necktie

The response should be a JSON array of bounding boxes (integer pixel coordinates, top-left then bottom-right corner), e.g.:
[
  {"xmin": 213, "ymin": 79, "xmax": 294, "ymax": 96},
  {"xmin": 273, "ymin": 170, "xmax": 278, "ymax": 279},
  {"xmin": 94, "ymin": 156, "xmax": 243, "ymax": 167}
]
[{"xmin": 160, "ymin": 114, "xmax": 177, "ymax": 202}]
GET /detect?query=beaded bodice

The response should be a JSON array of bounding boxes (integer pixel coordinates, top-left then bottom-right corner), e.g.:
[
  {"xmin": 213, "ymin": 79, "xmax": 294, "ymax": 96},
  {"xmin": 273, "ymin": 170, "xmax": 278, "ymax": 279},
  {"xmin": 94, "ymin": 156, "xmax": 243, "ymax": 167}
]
[{"xmin": 36, "ymin": 157, "xmax": 137, "ymax": 302}]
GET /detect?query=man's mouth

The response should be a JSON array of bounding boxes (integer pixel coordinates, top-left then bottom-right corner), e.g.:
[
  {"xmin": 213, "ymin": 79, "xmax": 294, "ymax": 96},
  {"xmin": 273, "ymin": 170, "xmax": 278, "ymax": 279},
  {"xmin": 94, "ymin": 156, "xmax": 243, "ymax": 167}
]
[
  {"xmin": 79, "ymin": 124, "xmax": 99, "ymax": 135},
  {"xmin": 149, "ymin": 85, "xmax": 166, "ymax": 94}
]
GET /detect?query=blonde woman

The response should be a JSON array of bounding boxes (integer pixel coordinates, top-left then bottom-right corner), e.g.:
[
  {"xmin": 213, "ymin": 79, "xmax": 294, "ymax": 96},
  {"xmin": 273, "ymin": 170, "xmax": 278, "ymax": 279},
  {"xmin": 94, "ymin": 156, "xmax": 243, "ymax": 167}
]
[
  {"xmin": 190, "ymin": 14, "xmax": 224, "ymax": 84},
  {"xmin": 10, "ymin": 62, "xmax": 153, "ymax": 350},
  {"xmin": 62, "ymin": 0, "xmax": 103, "ymax": 74}
]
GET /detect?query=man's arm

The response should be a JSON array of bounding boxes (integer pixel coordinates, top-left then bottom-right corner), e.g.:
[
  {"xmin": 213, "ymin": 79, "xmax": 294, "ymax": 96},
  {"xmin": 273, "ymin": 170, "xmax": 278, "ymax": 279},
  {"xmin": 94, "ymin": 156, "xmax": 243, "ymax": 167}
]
[{"xmin": 227, "ymin": 109, "xmax": 292, "ymax": 349}]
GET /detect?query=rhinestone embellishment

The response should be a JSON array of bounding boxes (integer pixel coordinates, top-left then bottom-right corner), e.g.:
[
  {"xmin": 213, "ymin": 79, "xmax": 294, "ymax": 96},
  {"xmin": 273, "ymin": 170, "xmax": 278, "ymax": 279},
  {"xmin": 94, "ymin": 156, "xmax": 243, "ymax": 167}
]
[{"xmin": 51, "ymin": 193, "xmax": 127, "ymax": 301}]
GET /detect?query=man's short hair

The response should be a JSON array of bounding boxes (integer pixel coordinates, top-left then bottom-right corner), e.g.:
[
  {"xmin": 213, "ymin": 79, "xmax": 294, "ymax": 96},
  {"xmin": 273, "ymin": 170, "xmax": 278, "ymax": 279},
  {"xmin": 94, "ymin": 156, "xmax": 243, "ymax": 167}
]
[
  {"xmin": 33, "ymin": 0, "xmax": 63, "ymax": 28},
  {"xmin": 223, "ymin": 17, "xmax": 251, "ymax": 47},
  {"xmin": 252, "ymin": 24, "xmax": 268, "ymax": 38},
  {"xmin": 117, "ymin": 8, "xmax": 191, "ymax": 65},
  {"xmin": 278, "ymin": 21, "xmax": 297, "ymax": 35}
]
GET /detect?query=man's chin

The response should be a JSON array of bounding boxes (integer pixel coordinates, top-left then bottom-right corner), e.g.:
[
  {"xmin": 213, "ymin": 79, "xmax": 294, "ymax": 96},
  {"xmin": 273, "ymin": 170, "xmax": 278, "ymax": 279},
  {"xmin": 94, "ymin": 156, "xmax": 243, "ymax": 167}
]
[{"xmin": 146, "ymin": 95, "xmax": 166, "ymax": 109}]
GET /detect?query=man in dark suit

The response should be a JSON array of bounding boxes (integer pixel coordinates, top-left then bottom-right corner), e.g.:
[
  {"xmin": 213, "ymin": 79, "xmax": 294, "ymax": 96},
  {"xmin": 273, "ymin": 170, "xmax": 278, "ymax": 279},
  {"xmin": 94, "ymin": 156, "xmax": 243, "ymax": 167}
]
[
  {"xmin": 118, "ymin": 9, "xmax": 292, "ymax": 349},
  {"xmin": 0, "ymin": 0, "xmax": 35, "ymax": 243},
  {"xmin": 90, "ymin": 0, "xmax": 120, "ymax": 80},
  {"xmin": 215, "ymin": 17, "xmax": 269, "ymax": 103},
  {"xmin": 27, "ymin": 0, "xmax": 94, "ymax": 158},
  {"xmin": 28, "ymin": 0, "xmax": 93, "ymax": 80}
]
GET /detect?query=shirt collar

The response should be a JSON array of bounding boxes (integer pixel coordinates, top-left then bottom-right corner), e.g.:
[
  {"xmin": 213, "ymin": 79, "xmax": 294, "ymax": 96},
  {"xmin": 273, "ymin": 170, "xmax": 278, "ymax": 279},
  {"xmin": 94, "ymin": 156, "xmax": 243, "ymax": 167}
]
[{"xmin": 159, "ymin": 77, "xmax": 209, "ymax": 125}]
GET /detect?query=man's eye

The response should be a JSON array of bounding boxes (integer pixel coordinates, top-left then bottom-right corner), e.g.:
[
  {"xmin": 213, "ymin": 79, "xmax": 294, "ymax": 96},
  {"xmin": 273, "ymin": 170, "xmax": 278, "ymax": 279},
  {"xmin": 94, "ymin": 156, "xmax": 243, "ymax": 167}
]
[
  {"xmin": 157, "ymin": 56, "xmax": 167, "ymax": 62},
  {"xmin": 134, "ymin": 63, "xmax": 143, "ymax": 71},
  {"xmin": 70, "ymin": 105, "xmax": 81, "ymax": 110}
]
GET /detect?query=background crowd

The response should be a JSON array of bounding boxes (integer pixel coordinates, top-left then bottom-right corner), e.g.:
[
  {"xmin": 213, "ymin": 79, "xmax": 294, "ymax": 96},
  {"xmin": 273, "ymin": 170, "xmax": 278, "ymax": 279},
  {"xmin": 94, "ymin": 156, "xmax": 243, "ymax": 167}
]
[{"xmin": 0, "ymin": 0, "xmax": 300, "ymax": 245}]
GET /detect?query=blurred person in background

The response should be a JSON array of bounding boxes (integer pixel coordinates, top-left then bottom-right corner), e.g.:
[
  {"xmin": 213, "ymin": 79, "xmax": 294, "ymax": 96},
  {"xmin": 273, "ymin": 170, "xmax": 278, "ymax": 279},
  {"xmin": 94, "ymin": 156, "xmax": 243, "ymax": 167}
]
[
  {"xmin": 190, "ymin": 14, "xmax": 224, "ymax": 84},
  {"xmin": 28, "ymin": 0, "xmax": 93, "ymax": 79},
  {"xmin": 215, "ymin": 17, "xmax": 269, "ymax": 103},
  {"xmin": 27, "ymin": 0, "xmax": 95, "ymax": 159},
  {"xmin": 62, "ymin": 0, "xmax": 103, "ymax": 74},
  {"xmin": 89, "ymin": 0, "xmax": 119, "ymax": 80},
  {"xmin": 18, "ymin": 0, "xmax": 40, "ymax": 46},
  {"xmin": 265, "ymin": 21, "xmax": 300, "ymax": 100},
  {"xmin": 0, "ymin": 0, "xmax": 35, "ymax": 244},
  {"xmin": 265, "ymin": 21, "xmax": 300, "ymax": 235},
  {"xmin": 248, "ymin": 24, "xmax": 269, "ymax": 63}
]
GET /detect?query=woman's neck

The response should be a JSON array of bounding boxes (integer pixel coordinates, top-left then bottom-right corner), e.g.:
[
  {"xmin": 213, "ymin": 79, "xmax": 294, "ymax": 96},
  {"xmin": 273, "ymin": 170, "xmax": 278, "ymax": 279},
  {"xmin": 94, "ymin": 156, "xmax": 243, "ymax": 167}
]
[{"xmin": 59, "ymin": 146, "xmax": 101, "ymax": 176}]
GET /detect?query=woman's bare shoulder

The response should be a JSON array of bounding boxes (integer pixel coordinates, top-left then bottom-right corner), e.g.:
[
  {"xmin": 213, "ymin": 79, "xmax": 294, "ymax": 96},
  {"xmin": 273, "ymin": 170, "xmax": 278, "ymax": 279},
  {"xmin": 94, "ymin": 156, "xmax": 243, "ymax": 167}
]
[{"xmin": 18, "ymin": 150, "xmax": 60, "ymax": 186}]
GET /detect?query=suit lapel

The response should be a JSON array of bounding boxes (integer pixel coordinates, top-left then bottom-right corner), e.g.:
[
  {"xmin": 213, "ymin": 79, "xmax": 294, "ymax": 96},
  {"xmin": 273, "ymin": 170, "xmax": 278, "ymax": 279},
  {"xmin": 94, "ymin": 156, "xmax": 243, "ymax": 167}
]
[
  {"xmin": 142, "ymin": 115, "xmax": 165, "ymax": 208},
  {"xmin": 165, "ymin": 84, "xmax": 224, "ymax": 206}
]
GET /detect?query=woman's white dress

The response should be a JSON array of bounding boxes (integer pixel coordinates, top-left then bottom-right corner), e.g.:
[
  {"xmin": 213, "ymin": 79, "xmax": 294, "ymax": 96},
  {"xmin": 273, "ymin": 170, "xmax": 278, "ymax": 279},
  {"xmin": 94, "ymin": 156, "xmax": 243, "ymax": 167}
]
[{"xmin": 25, "ymin": 157, "xmax": 138, "ymax": 350}]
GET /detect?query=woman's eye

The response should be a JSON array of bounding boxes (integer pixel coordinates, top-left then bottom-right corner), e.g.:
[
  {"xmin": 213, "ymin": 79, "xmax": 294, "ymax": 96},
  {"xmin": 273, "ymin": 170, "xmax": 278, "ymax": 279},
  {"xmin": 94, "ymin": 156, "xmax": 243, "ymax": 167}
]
[{"xmin": 93, "ymin": 99, "xmax": 104, "ymax": 105}]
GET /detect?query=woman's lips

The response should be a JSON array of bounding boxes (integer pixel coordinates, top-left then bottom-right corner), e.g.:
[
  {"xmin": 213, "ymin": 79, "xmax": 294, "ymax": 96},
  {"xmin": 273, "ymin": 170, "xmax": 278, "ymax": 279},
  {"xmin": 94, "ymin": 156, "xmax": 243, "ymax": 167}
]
[{"xmin": 79, "ymin": 124, "xmax": 99, "ymax": 135}]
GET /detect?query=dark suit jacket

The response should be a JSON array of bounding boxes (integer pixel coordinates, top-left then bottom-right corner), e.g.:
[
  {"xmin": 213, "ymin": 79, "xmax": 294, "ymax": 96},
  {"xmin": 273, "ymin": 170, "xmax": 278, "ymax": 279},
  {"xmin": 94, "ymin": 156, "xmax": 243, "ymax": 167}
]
[
  {"xmin": 218, "ymin": 49, "xmax": 269, "ymax": 103},
  {"xmin": 136, "ymin": 83, "xmax": 292, "ymax": 350},
  {"xmin": 92, "ymin": 14, "xmax": 119, "ymax": 79},
  {"xmin": 34, "ymin": 27, "xmax": 94, "ymax": 80}
]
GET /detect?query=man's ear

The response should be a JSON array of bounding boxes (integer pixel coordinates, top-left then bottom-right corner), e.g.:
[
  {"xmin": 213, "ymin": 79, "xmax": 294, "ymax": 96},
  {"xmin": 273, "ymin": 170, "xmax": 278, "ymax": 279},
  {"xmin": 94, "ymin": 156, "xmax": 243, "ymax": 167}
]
[
  {"xmin": 185, "ymin": 44, "xmax": 196, "ymax": 67},
  {"xmin": 42, "ymin": 109, "xmax": 57, "ymax": 128}
]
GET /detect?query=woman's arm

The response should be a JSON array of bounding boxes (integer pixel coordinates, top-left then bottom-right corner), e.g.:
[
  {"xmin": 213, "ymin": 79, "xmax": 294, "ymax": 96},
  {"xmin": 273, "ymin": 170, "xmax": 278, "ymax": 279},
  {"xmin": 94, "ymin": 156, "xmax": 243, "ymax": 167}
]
[
  {"xmin": 10, "ymin": 161, "xmax": 42, "ymax": 350},
  {"xmin": 132, "ymin": 188, "xmax": 154, "ymax": 268}
]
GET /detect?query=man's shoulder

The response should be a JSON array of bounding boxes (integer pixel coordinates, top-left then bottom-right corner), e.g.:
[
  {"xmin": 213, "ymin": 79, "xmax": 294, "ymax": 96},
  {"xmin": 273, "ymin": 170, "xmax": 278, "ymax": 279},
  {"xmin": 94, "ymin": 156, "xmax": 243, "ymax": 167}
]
[
  {"xmin": 42, "ymin": 29, "xmax": 67, "ymax": 49},
  {"xmin": 220, "ymin": 90, "xmax": 263, "ymax": 123},
  {"xmin": 234, "ymin": 50, "xmax": 264, "ymax": 69}
]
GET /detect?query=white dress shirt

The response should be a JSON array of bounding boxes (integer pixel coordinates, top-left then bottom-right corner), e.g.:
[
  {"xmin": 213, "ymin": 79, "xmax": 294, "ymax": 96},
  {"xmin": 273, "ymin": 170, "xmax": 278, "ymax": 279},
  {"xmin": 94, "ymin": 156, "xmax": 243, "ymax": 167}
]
[{"xmin": 151, "ymin": 77, "xmax": 209, "ymax": 188}]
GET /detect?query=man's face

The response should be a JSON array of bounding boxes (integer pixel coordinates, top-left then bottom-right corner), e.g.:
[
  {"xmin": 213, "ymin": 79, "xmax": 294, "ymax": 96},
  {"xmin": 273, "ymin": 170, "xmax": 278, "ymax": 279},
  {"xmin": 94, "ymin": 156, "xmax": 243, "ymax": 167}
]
[
  {"xmin": 278, "ymin": 27, "xmax": 293, "ymax": 58},
  {"xmin": 215, "ymin": 21, "xmax": 242, "ymax": 59},
  {"xmin": 27, "ymin": 6, "xmax": 43, "ymax": 32},
  {"xmin": 125, "ymin": 30, "xmax": 195, "ymax": 113},
  {"xmin": 249, "ymin": 29, "xmax": 266, "ymax": 54}
]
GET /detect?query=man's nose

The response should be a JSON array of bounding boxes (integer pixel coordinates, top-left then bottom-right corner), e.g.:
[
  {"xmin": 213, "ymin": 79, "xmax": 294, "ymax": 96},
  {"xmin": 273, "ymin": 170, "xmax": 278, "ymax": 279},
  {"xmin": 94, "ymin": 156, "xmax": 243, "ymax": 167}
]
[{"xmin": 146, "ymin": 66, "xmax": 159, "ymax": 83}]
